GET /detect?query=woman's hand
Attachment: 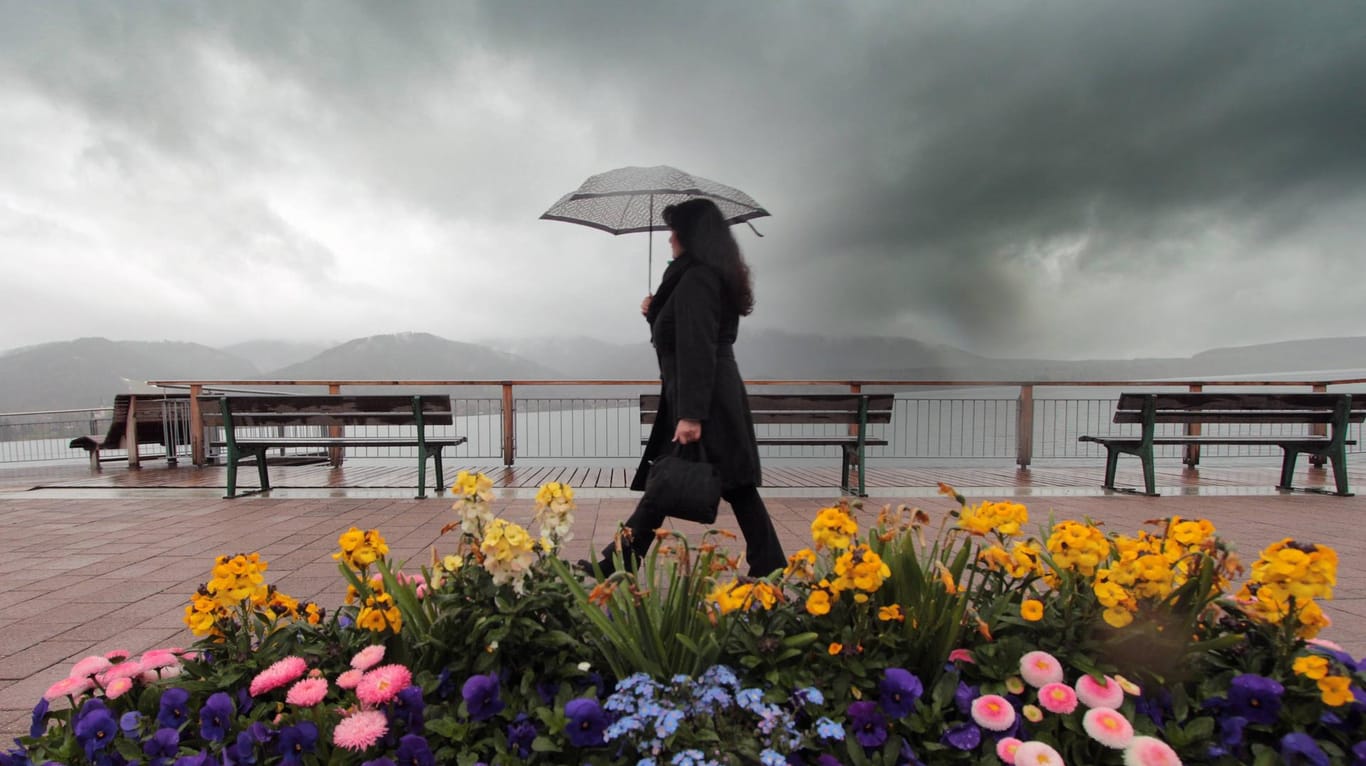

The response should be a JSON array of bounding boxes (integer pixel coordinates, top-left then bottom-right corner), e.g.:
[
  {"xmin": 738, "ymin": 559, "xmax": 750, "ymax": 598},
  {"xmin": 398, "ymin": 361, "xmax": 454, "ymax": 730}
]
[
  {"xmin": 640, "ymin": 294, "xmax": 653, "ymax": 317},
  {"xmin": 673, "ymin": 418, "xmax": 702, "ymax": 444}
]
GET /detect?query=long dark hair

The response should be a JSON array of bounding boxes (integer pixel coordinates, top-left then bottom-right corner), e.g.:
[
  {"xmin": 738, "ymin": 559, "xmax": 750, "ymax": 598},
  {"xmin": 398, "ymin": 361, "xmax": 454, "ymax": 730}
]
[{"xmin": 662, "ymin": 198, "xmax": 755, "ymax": 316}]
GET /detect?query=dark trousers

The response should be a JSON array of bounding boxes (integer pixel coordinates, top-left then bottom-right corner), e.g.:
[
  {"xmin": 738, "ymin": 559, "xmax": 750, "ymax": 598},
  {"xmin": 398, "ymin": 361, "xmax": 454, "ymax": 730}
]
[{"xmin": 599, "ymin": 484, "xmax": 787, "ymax": 577}]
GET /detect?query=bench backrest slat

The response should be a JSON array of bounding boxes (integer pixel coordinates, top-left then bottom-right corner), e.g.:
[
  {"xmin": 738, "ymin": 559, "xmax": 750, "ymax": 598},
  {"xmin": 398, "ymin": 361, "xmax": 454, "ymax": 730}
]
[
  {"xmin": 640, "ymin": 393, "xmax": 894, "ymax": 425},
  {"xmin": 198, "ymin": 395, "xmax": 454, "ymax": 428},
  {"xmin": 1111, "ymin": 393, "xmax": 1363, "ymax": 425}
]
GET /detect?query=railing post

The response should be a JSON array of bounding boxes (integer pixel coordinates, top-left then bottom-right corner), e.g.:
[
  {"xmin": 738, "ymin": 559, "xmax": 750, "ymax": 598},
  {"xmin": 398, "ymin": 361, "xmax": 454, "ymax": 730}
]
[
  {"xmin": 126, "ymin": 394, "xmax": 140, "ymax": 470},
  {"xmin": 328, "ymin": 383, "xmax": 343, "ymax": 466},
  {"xmin": 189, "ymin": 385, "xmax": 204, "ymax": 466},
  {"xmin": 1016, "ymin": 385, "xmax": 1034, "ymax": 468},
  {"xmin": 502, "ymin": 383, "xmax": 516, "ymax": 466},
  {"xmin": 1310, "ymin": 383, "xmax": 1328, "ymax": 467},
  {"xmin": 1183, "ymin": 383, "xmax": 1202, "ymax": 467}
]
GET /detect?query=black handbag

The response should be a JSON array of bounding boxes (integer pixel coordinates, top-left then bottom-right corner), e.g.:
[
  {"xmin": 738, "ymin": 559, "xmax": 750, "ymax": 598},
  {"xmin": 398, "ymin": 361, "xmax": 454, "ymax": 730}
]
[{"xmin": 643, "ymin": 442, "xmax": 722, "ymax": 524}]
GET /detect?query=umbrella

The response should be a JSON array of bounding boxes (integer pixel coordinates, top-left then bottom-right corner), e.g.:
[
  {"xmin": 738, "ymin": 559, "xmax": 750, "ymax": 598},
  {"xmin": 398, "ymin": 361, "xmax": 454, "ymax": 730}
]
[{"xmin": 540, "ymin": 165, "xmax": 770, "ymax": 289}]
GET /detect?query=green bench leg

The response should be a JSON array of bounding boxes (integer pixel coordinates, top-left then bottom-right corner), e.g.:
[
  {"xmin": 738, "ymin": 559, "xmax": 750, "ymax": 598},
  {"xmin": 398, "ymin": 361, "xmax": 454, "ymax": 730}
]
[
  {"xmin": 1102, "ymin": 447, "xmax": 1120, "ymax": 491},
  {"xmin": 433, "ymin": 449, "xmax": 446, "ymax": 497},
  {"xmin": 256, "ymin": 448, "xmax": 271, "ymax": 493},
  {"xmin": 1140, "ymin": 447, "xmax": 1157, "ymax": 496},
  {"xmin": 225, "ymin": 448, "xmax": 239, "ymax": 498},
  {"xmin": 1329, "ymin": 448, "xmax": 1352, "ymax": 496},
  {"xmin": 416, "ymin": 449, "xmax": 428, "ymax": 499},
  {"xmin": 1278, "ymin": 448, "xmax": 1300, "ymax": 491}
]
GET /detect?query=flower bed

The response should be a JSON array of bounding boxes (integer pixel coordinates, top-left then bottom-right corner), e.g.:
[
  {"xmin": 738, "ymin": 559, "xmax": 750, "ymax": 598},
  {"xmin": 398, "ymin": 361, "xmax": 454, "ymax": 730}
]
[{"xmin": 7, "ymin": 476, "xmax": 1365, "ymax": 765}]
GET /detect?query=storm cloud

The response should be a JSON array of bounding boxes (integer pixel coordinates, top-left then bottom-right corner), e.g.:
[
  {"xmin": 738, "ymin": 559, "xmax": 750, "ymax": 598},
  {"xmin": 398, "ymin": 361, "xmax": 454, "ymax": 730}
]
[{"xmin": 1, "ymin": 1, "xmax": 1363, "ymax": 359}]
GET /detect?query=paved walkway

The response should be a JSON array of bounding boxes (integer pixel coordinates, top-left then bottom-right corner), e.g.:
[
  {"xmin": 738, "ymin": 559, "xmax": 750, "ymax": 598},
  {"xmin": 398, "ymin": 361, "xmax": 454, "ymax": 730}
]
[{"xmin": 3, "ymin": 486, "xmax": 1364, "ymax": 743}]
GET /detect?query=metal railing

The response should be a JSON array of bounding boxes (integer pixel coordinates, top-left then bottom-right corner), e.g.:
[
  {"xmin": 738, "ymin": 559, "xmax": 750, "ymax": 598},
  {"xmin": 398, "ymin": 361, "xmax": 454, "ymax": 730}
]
[{"xmin": 5, "ymin": 379, "xmax": 1364, "ymax": 466}]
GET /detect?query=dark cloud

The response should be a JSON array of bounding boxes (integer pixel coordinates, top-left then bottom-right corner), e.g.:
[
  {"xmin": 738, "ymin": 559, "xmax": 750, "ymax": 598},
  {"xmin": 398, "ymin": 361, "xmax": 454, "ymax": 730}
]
[{"xmin": 0, "ymin": 1, "xmax": 1363, "ymax": 357}]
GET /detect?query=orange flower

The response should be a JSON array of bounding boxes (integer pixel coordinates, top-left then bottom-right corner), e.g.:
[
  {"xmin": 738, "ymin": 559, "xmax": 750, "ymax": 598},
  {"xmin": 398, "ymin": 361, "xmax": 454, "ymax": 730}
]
[
  {"xmin": 828, "ymin": 642, "xmax": 843, "ymax": 655},
  {"xmin": 1021, "ymin": 599, "xmax": 1044, "ymax": 622}
]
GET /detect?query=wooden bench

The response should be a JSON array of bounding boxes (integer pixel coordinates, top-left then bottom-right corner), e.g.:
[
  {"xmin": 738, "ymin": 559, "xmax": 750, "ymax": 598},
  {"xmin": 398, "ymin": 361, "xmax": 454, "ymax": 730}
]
[
  {"xmin": 199, "ymin": 394, "xmax": 466, "ymax": 499},
  {"xmin": 1079, "ymin": 393, "xmax": 1363, "ymax": 496},
  {"xmin": 69, "ymin": 393, "xmax": 192, "ymax": 470},
  {"xmin": 642, "ymin": 393, "xmax": 894, "ymax": 497}
]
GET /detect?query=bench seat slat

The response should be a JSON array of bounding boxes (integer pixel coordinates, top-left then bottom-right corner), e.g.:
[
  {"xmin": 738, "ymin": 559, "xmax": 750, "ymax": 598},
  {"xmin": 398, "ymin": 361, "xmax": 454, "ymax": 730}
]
[
  {"xmin": 230, "ymin": 437, "xmax": 467, "ymax": 448},
  {"xmin": 1112, "ymin": 412, "xmax": 1357, "ymax": 424},
  {"xmin": 1080, "ymin": 435, "xmax": 1353, "ymax": 447}
]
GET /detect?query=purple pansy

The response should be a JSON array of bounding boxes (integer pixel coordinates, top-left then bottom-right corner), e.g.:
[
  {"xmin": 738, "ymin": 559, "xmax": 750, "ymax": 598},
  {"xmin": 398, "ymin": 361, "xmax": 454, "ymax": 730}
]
[
  {"xmin": 565, "ymin": 697, "xmax": 609, "ymax": 748},
  {"xmin": 199, "ymin": 691, "xmax": 235, "ymax": 742},
  {"xmin": 394, "ymin": 734, "xmax": 435, "ymax": 766},
  {"xmin": 847, "ymin": 700, "xmax": 888, "ymax": 748},
  {"xmin": 942, "ymin": 722, "xmax": 982, "ymax": 751},
  {"xmin": 506, "ymin": 714, "xmax": 537, "ymax": 758},
  {"xmin": 144, "ymin": 728, "xmax": 180, "ymax": 765},
  {"xmin": 1226, "ymin": 674, "xmax": 1284, "ymax": 726},
  {"xmin": 1280, "ymin": 733, "xmax": 1329, "ymax": 766},
  {"xmin": 879, "ymin": 668, "xmax": 924, "ymax": 719},
  {"xmin": 158, "ymin": 687, "xmax": 192, "ymax": 730},
  {"xmin": 277, "ymin": 722, "xmax": 318, "ymax": 766},
  {"xmin": 462, "ymin": 673, "xmax": 505, "ymax": 721}
]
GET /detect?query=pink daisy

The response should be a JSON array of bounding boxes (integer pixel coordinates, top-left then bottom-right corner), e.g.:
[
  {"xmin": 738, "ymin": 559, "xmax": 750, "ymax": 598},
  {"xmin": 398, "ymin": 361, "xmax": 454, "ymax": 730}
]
[
  {"xmin": 1084, "ymin": 707, "xmax": 1135, "ymax": 749},
  {"xmin": 249, "ymin": 656, "xmax": 309, "ymax": 697},
  {"xmin": 970, "ymin": 694, "xmax": 1017, "ymax": 731},
  {"xmin": 356, "ymin": 664, "xmax": 412, "ymax": 707},
  {"xmin": 103, "ymin": 649, "xmax": 131, "ymax": 661},
  {"xmin": 947, "ymin": 648, "xmax": 976, "ymax": 664},
  {"xmin": 1019, "ymin": 651, "xmax": 1064, "ymax": 688},
  {"xmin": 1014, "ymin": 741, "xmax": 1064, "ymax": 766},
  {"xmin": 350, "ymin": 645, "xmax": 386, "ymax": 671},
  {"xmin": 68, "ymin": 655, "xmax": 112, "ymax": 678},
  {"xmin": 1123, "ymin": 735, "xmax": 1182, "ymax": 766},
  {"xmin": 44, "ymin": 676, "xmax": 94, "ymax": 702},
  {"xmin": 139, "ymin": 649, "xmax": 181, "ymax": 670},
  {"xmin": 104, "ymin": 677, "xmax": 134, "ymax": 700},
  {"xmin": 996, "ymin": 737, "xmax": 1023, "ymax": 765},
  {"xmin": 1076, "ymin": 674, "xmax": 1125, "ymax": 709},
  {"xmin": 99, "ymin": 661, "xmax": 145, "ymax": 686},
  {"xmin": 333, "ymin": 709, "xmax": 388, "ymax": 751},
  {"xmin": 336, "ymin": 669, "xmax": 364, "ymax": 690},
  {"xmin": 286, "ymin": 677, "xmax": 329, "ymax": 707},
  {"xmin": 1037, "ymin": 682, "xmax": 1078, "ymax": 715}
]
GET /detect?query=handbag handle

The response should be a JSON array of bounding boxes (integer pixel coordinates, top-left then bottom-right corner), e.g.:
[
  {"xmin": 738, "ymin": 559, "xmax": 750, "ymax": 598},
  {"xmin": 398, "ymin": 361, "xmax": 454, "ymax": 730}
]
[{"xmin": 671, "ymin": 441, "xmax": 709, "ymax": 463}]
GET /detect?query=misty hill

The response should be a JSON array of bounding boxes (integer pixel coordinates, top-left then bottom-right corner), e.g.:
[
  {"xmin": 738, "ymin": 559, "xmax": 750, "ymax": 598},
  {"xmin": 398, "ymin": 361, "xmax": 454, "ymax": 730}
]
[
  {"xmin": 223, "ymin": 340, "xmax": 333, "ymax": 374},
  {"xmin": 0, "ymin": 338, "xmax": 256, "ymax": 411},
  {"xmin": 268, "ymin": 332, "xmax": 559, "ymax": 380}
]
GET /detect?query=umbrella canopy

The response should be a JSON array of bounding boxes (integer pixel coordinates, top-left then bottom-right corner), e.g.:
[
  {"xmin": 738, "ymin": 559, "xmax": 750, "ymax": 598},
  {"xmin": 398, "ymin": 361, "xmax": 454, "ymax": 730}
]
[{"xmin": 540, "ymin": 165, "xmax": 770, "ymax": 288}]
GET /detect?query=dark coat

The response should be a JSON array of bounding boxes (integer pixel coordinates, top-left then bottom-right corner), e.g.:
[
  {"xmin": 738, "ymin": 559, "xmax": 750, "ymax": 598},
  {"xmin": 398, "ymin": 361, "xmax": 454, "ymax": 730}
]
[{"xmin": 631, "ymin": 260, "xmax": 762, "ymax": 492}]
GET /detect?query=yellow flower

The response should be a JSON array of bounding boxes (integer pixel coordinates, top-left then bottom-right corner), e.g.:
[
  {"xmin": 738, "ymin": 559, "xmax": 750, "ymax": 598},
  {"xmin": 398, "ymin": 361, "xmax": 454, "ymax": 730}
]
[
  {"xmin": 1317, "ymin": 675, "xmax": 1353, "ymax": 707},
  {"xmin": 708, "ymin": 580, "xmax": 747, "ymax": 615},
  {"xmin": 957, "ymin": 500, "xmax": 1028, "ymax": 538},
  {"xmin": 811, "ymin": 507, "xmax": 858, "ymax": 550},
  {"xmin": 878, "ymin": 604, "xmax": 905, "ymax": 622},
  {"xmin": 1046, "ymin": 520, "xmax": 1112, "ymax": 577},
  {"xmin": 784, "ymin": 548, "xmax": 818, "ymax": 580},
  {"xmin": 806, "ymin": 589, "xmax": 833, "ymax": 616},
  {"xmin": 442, "ymin": 554, "xmax": 463, "ymax": 573},
  {"xmin": 1102, "ymin": 606, "xmax": 1134, "ymax": 628},
  {"xmin": 332, "ymin": 528, "xmax": 389, "ymax": 572},
  {"xmin": 832, "ymin": 545, "xmax": 891, "ymax": 593},
  {"xmin": 1293, "ymin": 655, "xmax": 1330, "ymax": 680},
  {"xmin": 1020, "ymin": 599, "xmax": 1044, "ymax": 622}
]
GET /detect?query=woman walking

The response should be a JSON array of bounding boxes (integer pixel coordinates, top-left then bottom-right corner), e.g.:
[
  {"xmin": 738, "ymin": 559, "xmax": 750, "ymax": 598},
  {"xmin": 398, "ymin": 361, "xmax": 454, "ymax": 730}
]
[{"xmin": 592, "ymin": 198, "xmax": 786, "ymax": 577}]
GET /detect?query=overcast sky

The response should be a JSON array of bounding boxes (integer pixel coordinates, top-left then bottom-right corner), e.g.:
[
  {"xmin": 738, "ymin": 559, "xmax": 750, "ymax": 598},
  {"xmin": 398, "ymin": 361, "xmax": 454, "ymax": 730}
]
[{"xmin": 2, "ymin": 1, "xmax": 1364, "ymax": 360}]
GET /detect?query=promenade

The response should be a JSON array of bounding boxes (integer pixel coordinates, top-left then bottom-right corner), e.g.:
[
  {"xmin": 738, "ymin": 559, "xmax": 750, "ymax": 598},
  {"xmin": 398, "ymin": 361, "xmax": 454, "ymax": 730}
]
[{"xmin": 3, "ymin": 460, "xmax": 1364, "ymax": 743}]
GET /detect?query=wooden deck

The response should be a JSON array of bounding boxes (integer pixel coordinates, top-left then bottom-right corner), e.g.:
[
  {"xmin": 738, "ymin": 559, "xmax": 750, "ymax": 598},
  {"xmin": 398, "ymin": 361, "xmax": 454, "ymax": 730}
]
[{"xmin": 4, "ymin": 456, "xmax": 1364, "ymax": 496}]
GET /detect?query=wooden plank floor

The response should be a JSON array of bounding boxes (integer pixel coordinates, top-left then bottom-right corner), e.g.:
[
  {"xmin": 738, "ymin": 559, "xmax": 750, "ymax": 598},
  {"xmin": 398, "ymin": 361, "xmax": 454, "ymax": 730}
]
[{"xmin": 3, "ymin": 457, "xmax": 1363, "ymax": 497}]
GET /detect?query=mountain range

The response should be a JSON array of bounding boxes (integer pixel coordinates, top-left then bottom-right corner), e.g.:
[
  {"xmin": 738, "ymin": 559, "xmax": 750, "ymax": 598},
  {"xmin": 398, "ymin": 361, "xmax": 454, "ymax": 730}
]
[{"xmin": 2, "ymin": 331, "xmax": 1364, "ymax": 413}]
